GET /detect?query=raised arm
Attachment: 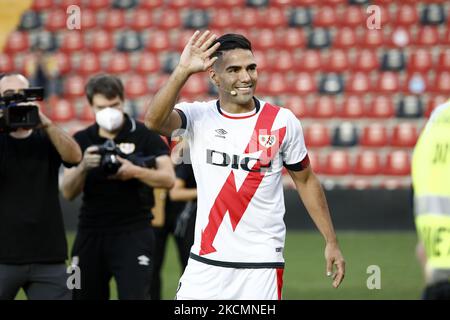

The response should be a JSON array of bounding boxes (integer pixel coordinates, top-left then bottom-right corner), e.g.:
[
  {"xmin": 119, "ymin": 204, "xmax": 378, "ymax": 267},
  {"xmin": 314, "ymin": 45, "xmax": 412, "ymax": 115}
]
[{"xmin": 144, "ymin": 30, "xmax": 220, "ymax": 136}]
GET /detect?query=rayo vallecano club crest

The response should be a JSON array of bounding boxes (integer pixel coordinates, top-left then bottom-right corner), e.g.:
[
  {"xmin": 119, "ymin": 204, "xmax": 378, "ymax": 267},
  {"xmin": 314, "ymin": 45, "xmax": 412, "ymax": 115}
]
[
  {"xmin": 258, "ymin": 135, "xmax": 276, "ymax": 148},
  {"xmin": 119, "ymin": 143, "xmax": 136, "ymax": 155}
]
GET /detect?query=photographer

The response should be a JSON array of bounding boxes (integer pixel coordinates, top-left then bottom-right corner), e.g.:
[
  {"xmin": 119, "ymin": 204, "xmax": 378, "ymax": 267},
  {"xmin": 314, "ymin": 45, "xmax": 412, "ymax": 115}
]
[
  {"xmin": 61, "ymin": 74, "xmax": 175, "ymax": 300},
  {"xmin": 0, "ymin": 73, "xmax": 82, "ymax": 300}
]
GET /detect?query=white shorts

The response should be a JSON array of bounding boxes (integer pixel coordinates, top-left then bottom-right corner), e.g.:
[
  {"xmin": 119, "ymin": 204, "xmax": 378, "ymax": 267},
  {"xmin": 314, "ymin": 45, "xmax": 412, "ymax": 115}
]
[{"xmin": 175, "ymin": 258, "xmax": 284, "ymax": 300}]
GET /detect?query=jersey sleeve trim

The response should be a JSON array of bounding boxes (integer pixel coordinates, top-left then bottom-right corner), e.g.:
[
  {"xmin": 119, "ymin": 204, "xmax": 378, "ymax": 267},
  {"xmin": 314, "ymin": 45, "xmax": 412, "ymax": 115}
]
[
  {"xmin": 174, "ymin": 108, "xmax": 187, "ymax": 130},
  {"xmin": 283, "ymin": 154, "xmax": 310, "ymax": 171}
]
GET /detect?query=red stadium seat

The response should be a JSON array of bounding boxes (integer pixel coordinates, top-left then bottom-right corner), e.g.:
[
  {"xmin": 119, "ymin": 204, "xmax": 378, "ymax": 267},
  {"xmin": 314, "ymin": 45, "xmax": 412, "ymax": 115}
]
[
  {"xmin": 431, "ymin": 72, "xmax": 450, "ymax": 94},
  {"xmin": 324, "ymin": 151, "xmax": 351, "ymax": 175},
  {"xmin": 209, "ymin": 9, "xmax": 233, "ymax": 29},
  {"xmin": 339, "ymin": 95, "xmax": 366, "ymax": 118},
  {"xmin": 106, "ymin": 53, "xmax": 131, "ymax": 74},
  {"xmin": 415, "ymin": 26, "xmax": 440, "ymax": 46},
  {"xmin": 352, "ymin": 49, "xmax": 379, "ymax": 72},
  {"xmin": 408, "ymin": 49, "xmax": 433, "ymax": 73},
  {"xmin": 252, "ymin": 29, "xmax": 277, "ymax": 52},
  {"xmin": 314, "ymin": 6, "xmax": 338, "ymax": 28},
  {"xmin": 191, "ymin": 0, "xmax": 216, "ymax": 9},
  {"xmin": 346, "ymin": 72, "xmax": 371, "ymax": 95},
  {"xmin": 437, "ymin": 49, "xmax": 450, "ymax": 72},
  {"xmin": 173, "ymin": 30, "xmax": 195, "ymax": 52},
  {"xmin": 52, "ymin": 52, "xmax": 72, "ymax": 75},
  {"xmin": 4, "ymin": 31, "xmax": 29, "ymax": 53},
  {"xmin": 215, "ymin": 0, "xmax": 245, "ymax": 9},
  {"xmin": 64, "ymin": 75, "xmax": 85, "ymax": 98},
  {"xmin": 425, "ymin": 95, "xmax": 448, "ymax": 117},
  {"xmin": 334, "ymin": 27, "xmax": 358, "ymax": 49},
  {"xmin": 59, "ymin": 31, "xmax": 84, "ymax": 53},
  {"xmin": 354, "ymin": 151, "xmax": 381, "ymax": 176},
  {"xmin": 374, "ymin": 72, "xmax": 400, "ymax": 94},
  {"xmin": 78, "ymin": 104, "xmax": 96, "ymax": 122},
  {"xmin": 393, "ymin": 4, "xmax": 419, "ymax": 26},
  {"xmin": 77, "ymin": 52, "xmax": 101, "ymax": 76},
  {"xmin": 31, "ymin": 0, "xmax": 53, "ymax": 11},
  {"xmin": 125, "ymin": 75, "xmax": 148, "ymax": 99},
  {"xmin": 180, "ymin": 74, "xmax": 208, "ymax": 99},
  {"xmin": 323, "ymin": 0, "xmax": 346, "ymax": 5},
  {"xmin": 307, "ymin": 151, "xmax": 324, "ymax": 174},
  {"xmin": 129, "ymin": 9, "xmax": 155, "ymax": 31},
  {"xmin": 166, "ymin": 0, "xmax": 190, "ymax": 9},
  {"xmin": 267, "ymin": 51, "xmax": 295, "ymax": 73},
  {"xmin": 270, "ymin": 0, "xmax": 296, "ymax": 7},
  {"xmin": 384, "ymin": 151, "xmax": 411, "ymax": 176},
  {"xmin": 0, "ymin": 53, "xmax": 14, "ymax": 73},
  {"xmin": 386, "ymin": 27, "xmax": 412, "ymax": 48},
  {"xmin": 277, "ymin": 28, "xmax": 306, "ymax": 51},
  {"xmin": 135, "ymin": 52, "xmax": 161, "ymax": 74},
  {"xmin": 359, "ymin": 29, "xmax": 385, "ymax": 48},
  {"xmin": 289, "ymin": 73, "xmax": 317, "ymax": 95},
  {"xmin": 323, "ymin": 50, "xmax": 349, "ymax": 73},
  {"xmin": 233, "ymin": 8, "xmax": 259, "ymax": 29},
  {"xmin": 296, "ymin": 50, "xmax": 322, "ymax": 73},
  {"xmin": 284, "ymin": 96, "xmax": 309, "ymax": 118},
  {"xmin": 391, "ymin": 123, "xmax": 418, "ymax": 148},
  {"xmin": 253, "ymin": 51, "xmax": 268, "ymax": 72},
  {"xmin": 339, "ymin": 6, "xmax": 365, "ymax": 28},
  {"xmin": 86, "ymin": 0, "xmax": 110, "ymax": 10},
  {"xmin": 310, "ymin": 96, "xmax": 337, "ymax": 118},
  {"xmin": 265, "ymin": 73, "xmax": 290, "ymax": 96},
  {"xmin": 102, "ymin": 10, "xmax": 126, "ymax": 31},
  {"xmin": 442, "ymin": 27, "xmax": 450, "ymax": 45},
  {"xmin": 367, "ymin": 96, "xmax": 395, "ymax": 118},
  {"xmin": 259, "ymin": 7, "xmax": 287, "ymax": 29},
  {"xmin": 80, "ymin": 9, "xmax": 97, "ymax": 30},
  {"xmin": 360, "ymin": 123, "xmax": 388, "ymax": 147},
  {"xmin": 88, "ymin": 30, "xmax": 114, "ymax": 53},
  {"xmin": 304, "ymin": 123, "xmax": 330, "ymax": 148},
  {"xmin": 58, "ymin": 0, "xmax": 81, "ymax": 9},
  {"xmin": 49, "ymin": 99, "xmax": 76, "ymax": 123},
  {"xmin": 146, "ymin": 31, "xmax": 171, "ymax": 53},
  {"xmin": 158, "ymin": 9, "xmax": 182, "ymax": 30}
]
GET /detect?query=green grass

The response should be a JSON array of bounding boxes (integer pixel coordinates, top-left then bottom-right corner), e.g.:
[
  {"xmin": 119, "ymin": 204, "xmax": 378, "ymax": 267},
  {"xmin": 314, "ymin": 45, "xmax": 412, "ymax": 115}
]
[{"xmin": 16, "ymin": 231, "xmax": 424, "ymax": 300}]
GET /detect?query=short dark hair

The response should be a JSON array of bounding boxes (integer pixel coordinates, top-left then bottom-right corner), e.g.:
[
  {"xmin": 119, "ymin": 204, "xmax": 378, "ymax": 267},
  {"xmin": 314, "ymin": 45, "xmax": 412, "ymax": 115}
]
[
  {"xmin": 210, "ymin": 33, "xmax": 252, "ymax": 59},
  {"xmin": 85, "ymin": 74, "xmax": 124, "ymax": 105}
]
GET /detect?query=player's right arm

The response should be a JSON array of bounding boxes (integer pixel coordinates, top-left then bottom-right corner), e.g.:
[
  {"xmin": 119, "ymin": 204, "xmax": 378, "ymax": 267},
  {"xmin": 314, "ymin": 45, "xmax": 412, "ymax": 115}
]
[{"xmin": 144, "ymin": 30, "xmax": 220, "ymax": 136}]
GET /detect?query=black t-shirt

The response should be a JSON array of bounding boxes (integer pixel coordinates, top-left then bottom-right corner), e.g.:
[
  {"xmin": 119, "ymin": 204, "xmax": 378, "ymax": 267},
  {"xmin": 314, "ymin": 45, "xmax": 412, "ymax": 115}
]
[
  {"xmin": 74, "ymin": 116, "xmax": 169, "ymax": 232},
  {"xmin": 0, "ymin": 129, "xmax": 68, "ymax": 264},
  {"xmin": 165, "ymin": 163, "xmax": 197, "ymax": 219}
]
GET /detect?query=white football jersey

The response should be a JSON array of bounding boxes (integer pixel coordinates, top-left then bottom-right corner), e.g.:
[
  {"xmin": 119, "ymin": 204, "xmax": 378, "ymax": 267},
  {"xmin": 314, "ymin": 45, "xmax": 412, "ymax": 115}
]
[{"xmin": 175, "ymin": 98, "xmax": 308, "ymax": 266}]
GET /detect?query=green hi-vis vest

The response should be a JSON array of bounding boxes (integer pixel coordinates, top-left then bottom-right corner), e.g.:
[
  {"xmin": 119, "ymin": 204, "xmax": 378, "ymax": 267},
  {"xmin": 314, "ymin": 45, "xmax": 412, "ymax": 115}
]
[{"xmin": 412, "ymin": 100, "xmax": 450, "ymax": 269}]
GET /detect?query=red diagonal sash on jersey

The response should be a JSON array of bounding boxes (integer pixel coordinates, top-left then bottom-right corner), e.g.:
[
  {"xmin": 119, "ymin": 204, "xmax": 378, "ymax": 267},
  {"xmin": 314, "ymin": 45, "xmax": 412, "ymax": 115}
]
[{"xmin": 200, "ymin": 103, "xmax": 287, "ymax": 255}]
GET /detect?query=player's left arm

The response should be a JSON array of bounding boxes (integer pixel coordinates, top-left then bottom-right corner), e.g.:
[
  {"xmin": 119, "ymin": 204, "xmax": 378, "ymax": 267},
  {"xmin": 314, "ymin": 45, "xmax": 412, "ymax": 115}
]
[{"xmin": 287, "ymin": 166, "xmax": 345, "ymax": 288}]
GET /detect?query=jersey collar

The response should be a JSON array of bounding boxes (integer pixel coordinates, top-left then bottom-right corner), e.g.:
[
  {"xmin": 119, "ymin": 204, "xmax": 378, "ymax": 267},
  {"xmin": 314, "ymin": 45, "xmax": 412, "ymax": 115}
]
[{"xmin": 216, "ymin": 97, "xmax": 261, "ymax": 119}]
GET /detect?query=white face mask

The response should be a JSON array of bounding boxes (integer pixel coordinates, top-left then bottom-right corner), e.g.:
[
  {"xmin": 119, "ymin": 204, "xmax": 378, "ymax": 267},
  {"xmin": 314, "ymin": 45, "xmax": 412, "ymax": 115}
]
[{"xmin": 95, "ymin": 107, "xmax": 124, "ymax": 132}]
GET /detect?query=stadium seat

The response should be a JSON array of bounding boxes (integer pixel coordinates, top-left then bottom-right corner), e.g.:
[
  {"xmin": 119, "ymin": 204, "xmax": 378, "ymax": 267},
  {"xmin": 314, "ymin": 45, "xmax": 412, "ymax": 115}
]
[
  {"xmin": 18, "ymin": 10, "xmax": 42, "ymax": 31},
  {"xmin": 397, "ymin": 95, "xmax": 424, "ymax": 119},
  {"xmin": 332, "ymin": 122, "xmax": 359, "ymax": 147},
  {"xmin": 4, "ymin": 31, "xmax": 29, "ymax": 54},
  {"xmin": 333, "ymin": 27, "xmax": 358, "ymax": 49},
  {"xmin": 216, "ymin": 0, "xmax": 245, "ymax": 8},
  {"xmin": 289, "ymin": 73, "xmax": 317, "ymax": 95},
  {"xmin": 34, "ymin": 31, "xmax": 58, "ymax": 52},
  {"xmin": 129, "ymin": 8, "xmax": 155, "ymax": 30},
  {"xmin": 318, "ymin": 74, "xmax": 344, "ymax": 95},
  {"xmin": 209, "ymin": 9, "xmax": 233, "ymax": 29},
  {"xmin": 180, "ymin": 74, "xmax": 208, "ymax": 99},
  {"xmin": 184, "ymin": 10, "xmax": 210, "ymax": 29},
  {"xmin": 78, "ymin": 104, "xmax": 96, "ymax": 122},
  {"xmin": 367, "ymin": 96, "xmax": 395, "ymax": 118},
  {"xmin": 88, "ymin": 30, "xmax": 114, "ymax": 53},
  {"xmin": 346, "ymin": 72, "xmax": 371, "ymax": 95},
  {"xmin": 348, "ymin": 0, "xmax": 369, "ymax": 4},
  {"xmin": 77, "ymin": 52, "xmax": 101, "ymax": 76},
  {"xmin": 359, "ymin": 29, "xmax": 385, "ymax": 49},
  {"xmin": 253, "ymin": 51, "xmax": 268, "ymax": 72},
  {"xmin": 374, "ymin": 72, "xmax": 401, "ymax": 94},
  {"xmin": 352, "ymin": 49, "xmax": 379, "ymax": 72},
  {"xmin": 134, "ymin": 52, "xmax": 160, "ymax": 74},
  {"xmin": 425, "ymin": 95, "xmax": 448, "ymax": 117},
  {"xmin": 267, "ymin": 50, "xmax": 295, "ymax": 73},
  {"xmin": 117, "ymin": 31, "xmax": 144, "ymax": 52},
  {"xmin": 431, "ymin": 72, "xmax": 450, "ymax": 94},
  {"xmin": 314, "ymin": 6, "xmax": 338, "ymax": 28},
  {"xmin": 64, "ymin": 75, "xmax": 85, "ymax": 98},
  {"xmin": 308, "ymin": 28, "xmax": 332, "ymax": 49},
  {"xmin": 304, "ymin": 123, "xmax": 330, "ymax": 148},
  {"xmin": 0, "ymin": 53, "xmax": 14, "ymax": 73},
  {"xmin": 139, "ymin": 0, "xmax": 164, "ymax": 9},
  {"xmin": 339, "ymin": 95, "xmax": 366, "ymax": 118},
  {"xmin": 415, "ymin": 26, "xmax": 440, "ymax": 46},
  {"xmin": 354, "ymin": 151, "xmax": 381, "ymax": 176},
  {"xmin": 166, "ymin": 0, "xmax": 190, "ymax": 9},
  {"xmin": 246, "ymin": 0, "xmax": 269, "ymax": 7},
  {"xmin": 310, "ymin": 96, "xmax": 337, "ymax": 118},
  {"xmin": 403, "ymin": 72, "xmax": 428, "ymax": 95},
  {"xmin": 393, "ymin": 4, "xmax": 419, "ymax": 26},
  {"xmin": 191, "ymin": 0, "xmax": 217, "ymax": 9},
  {"xmin": 52, "ymin": 52, "xmax": 72, "ymax": 75},
  {"xmin": 31, "ymin": 0, "xmax": 53, "ymax": 11},
  {"xmin": 162, "ymin": 52, "xmax": 181, "ymax": 74},
  {"xmin": 323, "ymin": 50, "xmax": 349, "ymax": 73},
  {"xmin": 323, "ymin": 0, "xmax": 346, "ymax": 5},
  {"xmin": 276, "ymin": 28, "xmax": 306, "ymax": 50},
  {"xmin": 391, "ymin": 123, "xmax": 419, "ymax": 148},
  {"xmin": 49, "ymin": 99, "xmax": 76, "ymax": 123},
  {"xmin": 386, "ymin": 27, "xmax": 413, "ymax": 48},
  {"xmin": 58, "ymin": 0, "xmax": 81, "ymax": 9},
  {"xmin": 252, "ymin": 29, "xmax": 277, "ymax": 51},
  {"xmin": 437, "ymin": 49, "xmax": 450, "ymax": 71},
  {"xmin": 270, "ymin": 0, "xmax": 296, "ymax": 7},
  {"xmin": 339, "ymin": 6, "xmax": 365, "ymax": 27},
  {"xmin": 408, "ymin": 49, "xmax": 433, "ymax": 73},
  {"xmin": 288, "ymin": 7, "xmax": 313, "ymax": 28},
  {"xmin": 296, "ymin": 50, "xmax": 322, "ymax": 72},
  {"xmin": 112, "ymin": 0, "xmax": 139, "ymax": 9},
  {"xmin": 307, "ymin": 151, "xmax": 324, "ymax": 174},
  {"xmin": 59, "ymin": 31, "xmax": 85, "ymax": 53},
  {"xmin": 103, "ymin": 10, "xmax": 126, "ymax": 31},
  {"xmin": 124, "ymin": 75, "xmax": 148, "ymax": 99},
  {"xmin": 106, "ymin": 53, "xmax": 131, "ymax": 74},
  {"xmin": 259, "ymin": 7, "xmax": 287, "ymax": 29},
  {"xmin": 233, "ymin": 8, "xmax": 259, "ymax": 29},
  {"xmin": 421, "ymin": 4, "xmax": 446, "ymax": 25},
  {"xmin": 86, "ymin": 0, "xmax": 110, "ymax": 10},
  {"xmin": 146, "ymin": 31, "xmax": 171, "ymax": 52},
  {"xmin": 384, "ymin": 151, "xmax": 411, "ymax": 176},
  {"xmin": 265, "ymin": 73, "xmax": 289, "ymax": 96},
  {"xmin": 79, "ymin": 9, "xmax": 98, "ymax": 30},
  {"xmin": 360, "ymin": 123, "xmax": 389, "ymax": 147},
  {"xmin": 380, "ymin": 49, "xmax": 406, "ymax": 71},
  {"xmin": 284, "ymin": 96, "xmax": 309, "ymax": 118},
  {"xmin": 324, "ymin": 151, "xmax": 351, "ymax": 176}
]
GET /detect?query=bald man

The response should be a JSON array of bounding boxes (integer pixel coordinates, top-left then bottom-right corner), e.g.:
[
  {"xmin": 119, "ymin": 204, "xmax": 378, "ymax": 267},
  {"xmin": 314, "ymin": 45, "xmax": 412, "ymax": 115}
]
[{"xmin": 0, "ymin": 73, "xmax": 81, "ymax": 300}]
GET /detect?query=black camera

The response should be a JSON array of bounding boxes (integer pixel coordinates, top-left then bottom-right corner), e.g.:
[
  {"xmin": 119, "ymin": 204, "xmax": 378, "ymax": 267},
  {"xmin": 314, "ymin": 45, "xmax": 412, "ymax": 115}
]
[
  {"xmin": 97, "ymin": 139, "xmax": 157, "ymax": 175},
  {"xmin": 0, "ymin": 87, "xmax": 43, "ymax": 133}
]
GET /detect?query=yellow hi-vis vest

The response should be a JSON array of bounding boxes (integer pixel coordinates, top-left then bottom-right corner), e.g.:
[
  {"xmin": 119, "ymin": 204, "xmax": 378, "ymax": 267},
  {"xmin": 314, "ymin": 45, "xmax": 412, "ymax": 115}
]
[{"xmin": 412, "ymin": 100, "xmax": 450, "ymax": 270}]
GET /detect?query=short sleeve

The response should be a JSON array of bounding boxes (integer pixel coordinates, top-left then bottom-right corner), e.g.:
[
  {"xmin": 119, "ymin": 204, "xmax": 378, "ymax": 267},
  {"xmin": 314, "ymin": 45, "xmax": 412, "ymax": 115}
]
[
  {"xmin": 281, "ymin": 110, "xmax": 309, "ymax": 171},
  {"xmin": 173, "ymin": 101, "xmax": 210, "ymax": 138}
]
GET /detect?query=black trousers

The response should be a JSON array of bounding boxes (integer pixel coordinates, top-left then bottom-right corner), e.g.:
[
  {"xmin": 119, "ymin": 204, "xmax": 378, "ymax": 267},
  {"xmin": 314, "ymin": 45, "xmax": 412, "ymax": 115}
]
[{"xmin": 71, "ymin": 226, "xmax": 154, "ymax": 300}]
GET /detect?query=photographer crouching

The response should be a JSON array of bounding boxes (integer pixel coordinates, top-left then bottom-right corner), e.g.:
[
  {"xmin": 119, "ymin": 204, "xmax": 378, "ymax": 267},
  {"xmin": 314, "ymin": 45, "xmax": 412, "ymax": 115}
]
[
  {"xmin": 61, "ymin": 74, "xmax": 175, "ymax": 300},
  {"xmin": 0, "ymin": 73, "xmax": 82, "ymax": 300}
]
